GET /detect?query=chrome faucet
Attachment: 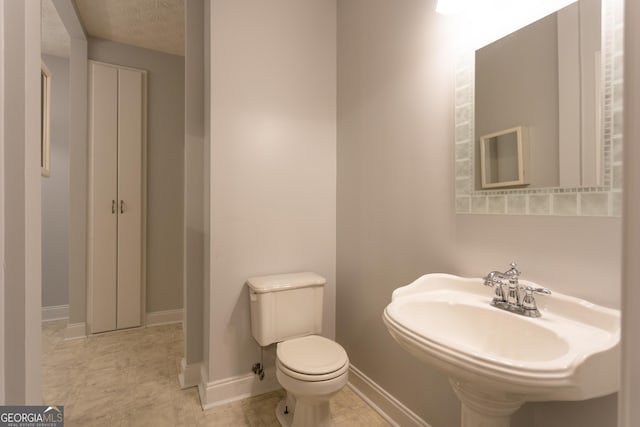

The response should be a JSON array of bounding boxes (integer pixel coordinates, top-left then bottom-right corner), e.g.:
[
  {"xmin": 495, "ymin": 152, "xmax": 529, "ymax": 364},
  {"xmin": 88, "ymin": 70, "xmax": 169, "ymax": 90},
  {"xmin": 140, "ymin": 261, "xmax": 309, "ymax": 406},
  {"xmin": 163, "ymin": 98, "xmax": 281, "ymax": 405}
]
[{"xmin": 483, "ymin": 262, "xmax": 551, "ymax": 318}]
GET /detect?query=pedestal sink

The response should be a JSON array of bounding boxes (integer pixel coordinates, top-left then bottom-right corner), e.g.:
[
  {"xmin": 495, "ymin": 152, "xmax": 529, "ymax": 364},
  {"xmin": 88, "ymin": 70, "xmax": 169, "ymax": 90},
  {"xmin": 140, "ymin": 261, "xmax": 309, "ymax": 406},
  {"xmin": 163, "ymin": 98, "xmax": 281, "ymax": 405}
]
[{"xmin": 382, "ymin": 274, "xmax": 620, "ymax": 427}]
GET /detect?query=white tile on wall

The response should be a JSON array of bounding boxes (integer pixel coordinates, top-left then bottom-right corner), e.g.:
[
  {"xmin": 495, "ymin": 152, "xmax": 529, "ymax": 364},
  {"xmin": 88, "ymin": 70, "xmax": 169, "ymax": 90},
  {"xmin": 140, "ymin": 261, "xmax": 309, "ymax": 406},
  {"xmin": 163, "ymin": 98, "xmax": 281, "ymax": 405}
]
[
  {"xmin": 456, "ymin": 66, "xmax": 471, "ymax": 86},
  {"xmin": 581, "ymin": 193, "xmax": 610, "ymax": 216},
  {"xmin": 552, "ymin": 194, "xmax": 578, "ymax": 216},
  {"xmin": 529, "ymin": 194, "xmax": 551, "ymax": 215},
  {"xmin": 471, "ymin": 196, "xmax": 488, "ymax": 213},
  {"xmin": 507, "ymin": 195, "xmax": 527, "ymax": 214},
  {"xmin": 613, "ymin": 83, "xmax": 624, "ymax": 111},
  {"xmin": 612, "ymin": 190, "xmax": 623, "ymax": 217},
  {"xmin": 455, "ymin": 86, "xmax": 472, "ymax": 105},
  {"xmin": 613, "ymin": 135, "xmax": 623, "ymax": 163},
  {"xmin": 455, "ymin": 123, "xmax": 470, "ymax": 141},
  {"xmin": 613, "ymin": 164, "xmax": 623, "ymax": 189},
  {"xmin": 455, "ymin": 141, "xmax": 471, "ymax": 160},
  {"xmin": 455, "ymin": 159, "xmax": 470, "ymax": 178},
  {"xmin": 456, "ymin": 177, "xmax": 471, "ymax": 195},
  {"xmin": 455, "ymin": 105, "xmax": 470, "ymax": 123},
  {"xmin": 456, "ymin": 197, "xmax": 471, "ymax": 213},
  {"xmin": 488, "ymin": 196, "xmax": 506, "ymax": 214}
]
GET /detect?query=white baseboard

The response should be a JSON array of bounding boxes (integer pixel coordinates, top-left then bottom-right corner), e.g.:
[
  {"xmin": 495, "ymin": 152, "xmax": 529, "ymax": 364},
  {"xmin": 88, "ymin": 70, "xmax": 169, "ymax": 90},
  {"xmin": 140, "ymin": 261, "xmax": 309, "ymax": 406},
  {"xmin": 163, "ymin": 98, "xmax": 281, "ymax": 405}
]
[
  {"xmin": 145, "ymin": 309, "xmax": 183, "ymax": 326},
  {"xmin": 198, "ymin": 367, "xmax": 281, "ymax": 410},
  {"xmin": 42, "ymin": 304, "xmax": 69, "ymax": 322},
  {"xmin": 64, "ymin": 322, "xmax": 87, "ymax": 340},
  {"xmin": 348, "ymin": 364, "xmax": 430, "ymax": 427},
  {"xmin": 178, "ymin": 358, "xmax": 201, "ymax": 389},
  {"xmin": 194, "ymin": 361, "xmax": 427, "ymax": 425}
]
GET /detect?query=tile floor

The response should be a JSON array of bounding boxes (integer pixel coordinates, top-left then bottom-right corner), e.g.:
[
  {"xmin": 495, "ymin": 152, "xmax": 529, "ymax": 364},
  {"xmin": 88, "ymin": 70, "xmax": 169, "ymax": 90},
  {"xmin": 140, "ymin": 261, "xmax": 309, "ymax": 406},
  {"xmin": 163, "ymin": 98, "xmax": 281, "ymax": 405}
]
[{"xmin": 42, "ymin": 321, "xmax": 389, "ymax": 426}]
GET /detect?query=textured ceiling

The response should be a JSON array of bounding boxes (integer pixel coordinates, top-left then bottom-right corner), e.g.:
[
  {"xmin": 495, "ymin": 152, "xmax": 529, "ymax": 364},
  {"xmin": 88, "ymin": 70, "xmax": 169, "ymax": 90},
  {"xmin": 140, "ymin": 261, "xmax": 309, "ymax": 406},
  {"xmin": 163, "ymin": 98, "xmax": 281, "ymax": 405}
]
[
  {"xmin": 74, "ymin": 0, "xmax": 185, "ymax": 56},
  {"xmin": 42, "ymin": 0, "xmax": 71, "ymax": 58}
]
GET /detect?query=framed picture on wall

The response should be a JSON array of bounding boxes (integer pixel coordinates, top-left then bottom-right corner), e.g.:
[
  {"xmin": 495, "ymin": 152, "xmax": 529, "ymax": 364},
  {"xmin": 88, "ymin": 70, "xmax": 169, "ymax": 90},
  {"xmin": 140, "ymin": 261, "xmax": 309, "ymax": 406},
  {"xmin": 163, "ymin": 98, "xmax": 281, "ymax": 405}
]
[{"xmin": 41, "ymin": 62, "xmax": 51, "ymax": 177}]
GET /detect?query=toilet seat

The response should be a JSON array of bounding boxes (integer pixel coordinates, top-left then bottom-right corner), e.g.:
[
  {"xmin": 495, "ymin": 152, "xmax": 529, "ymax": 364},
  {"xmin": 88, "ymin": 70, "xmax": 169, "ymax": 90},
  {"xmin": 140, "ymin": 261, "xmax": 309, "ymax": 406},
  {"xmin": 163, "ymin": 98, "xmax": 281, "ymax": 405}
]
[{"xmin": 277, "ymin": 335, "xmax": 349, "ymax": 382}]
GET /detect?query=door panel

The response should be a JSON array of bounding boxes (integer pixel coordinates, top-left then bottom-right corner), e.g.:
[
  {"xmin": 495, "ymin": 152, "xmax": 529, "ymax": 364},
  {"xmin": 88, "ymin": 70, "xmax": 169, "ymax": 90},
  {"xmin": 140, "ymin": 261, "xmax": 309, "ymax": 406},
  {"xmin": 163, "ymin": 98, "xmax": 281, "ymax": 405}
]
[
  {"xmin": 89, "ymin": 63, "xmax": 118, "ymax": 333},
  {"xmin": 116, "ymin": 68, "xmax": 143, "ymax": 329}
]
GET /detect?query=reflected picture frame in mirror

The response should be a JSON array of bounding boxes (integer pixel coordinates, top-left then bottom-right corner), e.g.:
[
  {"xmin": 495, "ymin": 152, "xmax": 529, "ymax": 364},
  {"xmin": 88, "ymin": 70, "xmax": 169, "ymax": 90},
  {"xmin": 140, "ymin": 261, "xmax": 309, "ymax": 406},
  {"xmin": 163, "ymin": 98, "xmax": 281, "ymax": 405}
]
[
  {"xmin": 454, "ymin": 0, "xmax": 623, "ymax": 216},
  {"xmin": 480, "ymin": 126, "xmax": 528, "ymax": 189},
  {"xmin": 41, "ymin": 61, "xmax": 51, "ymax": 177}
]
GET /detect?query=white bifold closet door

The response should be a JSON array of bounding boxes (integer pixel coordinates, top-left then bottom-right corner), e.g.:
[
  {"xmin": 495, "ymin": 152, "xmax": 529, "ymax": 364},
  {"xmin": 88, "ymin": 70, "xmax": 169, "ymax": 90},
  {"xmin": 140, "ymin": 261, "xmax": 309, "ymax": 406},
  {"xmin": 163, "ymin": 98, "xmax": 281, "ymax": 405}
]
[{"xmin": 89, "ymin": 61, "xmax": 145, "ymax": 334}]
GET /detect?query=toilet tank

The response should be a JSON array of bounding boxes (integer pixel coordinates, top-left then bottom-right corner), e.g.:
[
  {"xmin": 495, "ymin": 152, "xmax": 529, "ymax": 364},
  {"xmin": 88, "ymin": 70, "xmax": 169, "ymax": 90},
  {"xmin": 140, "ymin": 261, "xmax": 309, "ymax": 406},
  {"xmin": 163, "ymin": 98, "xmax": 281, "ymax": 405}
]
[{"xmin": 247, "ymin": 272, "xmax": 325, "ymax": 347}]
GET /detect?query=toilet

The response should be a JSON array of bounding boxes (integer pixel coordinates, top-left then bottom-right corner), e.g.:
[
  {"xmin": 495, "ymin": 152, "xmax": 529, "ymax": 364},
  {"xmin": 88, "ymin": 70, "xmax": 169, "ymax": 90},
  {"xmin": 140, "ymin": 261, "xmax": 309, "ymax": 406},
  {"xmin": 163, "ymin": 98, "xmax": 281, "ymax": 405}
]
[{"xmin": 247, "ymin": 272, "xmax": 349, "ymax": 427}]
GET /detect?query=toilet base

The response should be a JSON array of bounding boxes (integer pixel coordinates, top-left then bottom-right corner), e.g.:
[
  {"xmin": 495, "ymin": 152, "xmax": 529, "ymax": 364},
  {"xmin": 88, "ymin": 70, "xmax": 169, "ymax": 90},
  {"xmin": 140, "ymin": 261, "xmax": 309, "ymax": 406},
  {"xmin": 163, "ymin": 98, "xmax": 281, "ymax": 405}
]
[
  {"xmin": 275, "ymin": 355, "xmax": 348, "ymax": 427},
  {"xmin": 276, "ymin": 399, "xmax": 294, "ymax": 427},
  {"xmin": 275, "ymin": 394, "xmax": 333, "ymax": 427}
]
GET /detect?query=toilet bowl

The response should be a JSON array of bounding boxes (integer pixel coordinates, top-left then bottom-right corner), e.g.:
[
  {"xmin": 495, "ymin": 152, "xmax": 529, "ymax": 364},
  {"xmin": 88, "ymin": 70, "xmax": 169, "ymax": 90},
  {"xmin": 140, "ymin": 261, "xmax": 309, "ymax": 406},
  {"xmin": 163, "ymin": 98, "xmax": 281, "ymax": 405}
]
[{"xmin": 275, "ymin": 335, "xmax": 349, "ymax": 427}]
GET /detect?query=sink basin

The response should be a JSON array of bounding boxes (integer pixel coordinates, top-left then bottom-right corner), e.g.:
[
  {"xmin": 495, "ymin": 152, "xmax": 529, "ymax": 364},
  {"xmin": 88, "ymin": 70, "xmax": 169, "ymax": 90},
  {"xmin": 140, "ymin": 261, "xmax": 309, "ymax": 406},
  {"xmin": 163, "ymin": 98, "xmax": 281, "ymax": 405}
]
[
  {"xmin": 383, "ymin": 274, "xmax": 620, "ymax": 426},
  {"xmin": 394, "ymin": 299, "xmax": 570, "ymax": 363}
]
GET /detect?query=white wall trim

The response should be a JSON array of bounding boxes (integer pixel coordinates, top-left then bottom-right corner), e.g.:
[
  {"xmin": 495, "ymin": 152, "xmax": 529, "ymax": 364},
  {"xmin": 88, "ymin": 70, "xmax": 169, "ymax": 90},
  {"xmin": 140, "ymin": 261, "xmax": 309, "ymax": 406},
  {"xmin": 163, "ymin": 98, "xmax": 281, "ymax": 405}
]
[
  {"xmin": 178, "ymin": 357, "xmax": 201, "ymax": 389},
  {"xmin": 622, "ymin": 0, "xmax": 640, "ymax": 424},
  {"xmin": 41, "ymin": 304, "xmax": 69, "ymax": 322},
  {"xmin": 0, "ymin": 1, "xmax": 5, "ymax": 404},
  {"xmin": 196, "ymin": 363, "xmax": 430, "ymax": 424},
  {"xmin": 198, "ymin": 368, "xmax": 280, "ymax": 410},
  {"xmin": 348, "ymin": 365, "xmax": 431, "ymax": 427},
  {"xmin": 145, "ymin": 308, "xmax": 183, "ymax": 326},
  {"xmin": 64, "ymin": 322, "xmax": 86, "ymax": 340}
]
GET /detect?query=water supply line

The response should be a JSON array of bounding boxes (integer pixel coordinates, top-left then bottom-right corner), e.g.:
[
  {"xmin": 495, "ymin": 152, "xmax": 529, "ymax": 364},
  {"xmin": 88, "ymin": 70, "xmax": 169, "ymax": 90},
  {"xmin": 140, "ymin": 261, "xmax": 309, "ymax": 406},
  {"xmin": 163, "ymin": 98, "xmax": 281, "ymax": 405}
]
[{"xmin": 252, "ymin": 347, "xmax": 265, "ymax": 380}]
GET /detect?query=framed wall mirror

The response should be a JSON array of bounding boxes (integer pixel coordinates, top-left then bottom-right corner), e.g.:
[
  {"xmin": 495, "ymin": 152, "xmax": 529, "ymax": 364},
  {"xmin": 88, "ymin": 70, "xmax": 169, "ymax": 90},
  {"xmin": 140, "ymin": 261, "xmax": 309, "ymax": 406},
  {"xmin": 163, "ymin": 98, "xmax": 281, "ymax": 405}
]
[{"xmin": 454, "ymin": 0, "xmax": 623, "ymax": 216}]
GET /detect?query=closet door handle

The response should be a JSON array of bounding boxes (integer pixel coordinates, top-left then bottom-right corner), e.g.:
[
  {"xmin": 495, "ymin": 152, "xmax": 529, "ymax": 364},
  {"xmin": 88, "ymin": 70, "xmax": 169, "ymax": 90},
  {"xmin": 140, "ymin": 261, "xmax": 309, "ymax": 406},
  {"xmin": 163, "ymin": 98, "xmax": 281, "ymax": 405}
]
[
  {"xmin": 112, "ymin": 200, "xmax": 116, "ymax": 214},
  {"xmin": 120, "ymin": 200, "xmax": 125, "ymax": 214}
]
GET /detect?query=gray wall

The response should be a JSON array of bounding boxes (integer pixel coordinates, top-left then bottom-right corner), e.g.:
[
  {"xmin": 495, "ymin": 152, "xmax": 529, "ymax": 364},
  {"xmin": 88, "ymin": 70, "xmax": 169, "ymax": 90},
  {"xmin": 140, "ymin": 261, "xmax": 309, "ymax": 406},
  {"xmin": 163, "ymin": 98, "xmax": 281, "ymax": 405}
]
[
  {"xmin": 88, "ymin": 38, "xmax": 184, "ymax": 313},
  {"xmin": 66, "ymin": 36, "xmax": 88, "ymax": 328},
  {"xmin": 183, "ymin": 0, "xmax": 204, "ymax": 371},
  {"xmin": 205, "ymin": 0, "xmax": 336, "ymax": 382},
  {"xmin": 41, "ymin": 54, "xmax": 69, "ymax": 308},
  {"xmin": 336, "ymin": 1, "xmax": 620, "ymax": 426},
  {"xmin": 1, "ymin": 0, "xmax": 42, "ymax": 404}
]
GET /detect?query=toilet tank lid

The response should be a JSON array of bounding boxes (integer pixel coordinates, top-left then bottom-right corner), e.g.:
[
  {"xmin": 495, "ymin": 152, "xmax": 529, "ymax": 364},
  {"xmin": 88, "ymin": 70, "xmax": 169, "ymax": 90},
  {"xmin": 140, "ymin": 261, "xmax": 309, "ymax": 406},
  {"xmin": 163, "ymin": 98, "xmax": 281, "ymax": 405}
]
[{"xmin": 246, "ymin": 272, "xmax": 326, "ymax": 293}]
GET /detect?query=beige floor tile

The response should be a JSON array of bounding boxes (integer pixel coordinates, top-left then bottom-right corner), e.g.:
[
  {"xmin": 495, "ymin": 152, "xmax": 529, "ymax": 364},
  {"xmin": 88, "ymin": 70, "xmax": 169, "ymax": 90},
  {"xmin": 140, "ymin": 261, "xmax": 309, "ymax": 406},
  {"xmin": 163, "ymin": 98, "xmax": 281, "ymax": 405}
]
[{"xmin": 42, "ymin": 322, "xmax": 389, "ymax": 426}]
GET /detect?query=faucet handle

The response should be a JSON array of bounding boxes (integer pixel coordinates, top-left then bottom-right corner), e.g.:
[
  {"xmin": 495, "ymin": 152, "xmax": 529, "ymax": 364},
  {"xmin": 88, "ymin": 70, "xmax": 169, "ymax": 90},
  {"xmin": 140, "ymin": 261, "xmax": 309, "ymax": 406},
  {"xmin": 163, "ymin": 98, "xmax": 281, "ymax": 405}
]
[
  {"xmin": 521, "ymin": 286, "xmax": 551, "ymax": 312},
  {"xmin": 525, "ymin": 286, "xmax": 551, "ymax": 295}
]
